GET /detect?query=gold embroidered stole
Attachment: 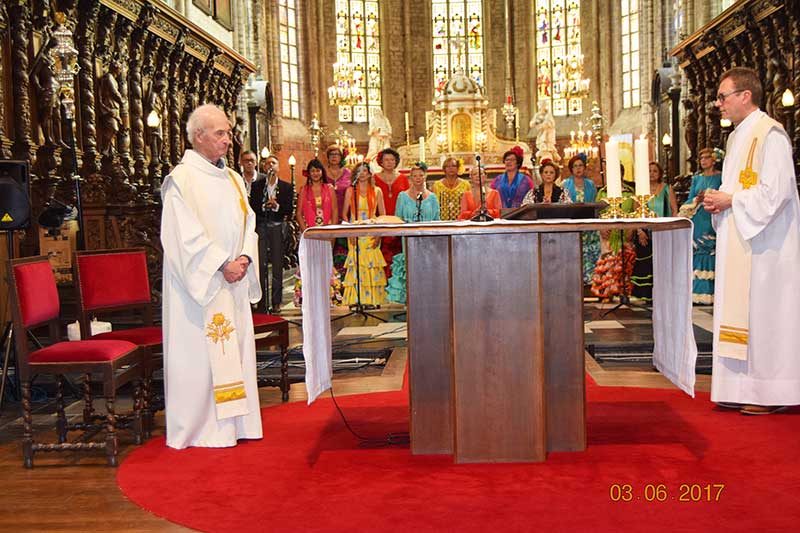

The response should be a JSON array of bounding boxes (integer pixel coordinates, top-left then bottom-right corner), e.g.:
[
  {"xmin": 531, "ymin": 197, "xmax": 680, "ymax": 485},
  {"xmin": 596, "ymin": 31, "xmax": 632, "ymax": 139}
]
[
  {"xmin": 718, "ymin": 114, "xmax": 782, "ymax": 360},
  {"xmin": 227, "ymin": 168, "xmax": 249, "ymax": 253},
  {"xmin": 201, "ymin": 169, "xmax": 251, "ymax": 419}
]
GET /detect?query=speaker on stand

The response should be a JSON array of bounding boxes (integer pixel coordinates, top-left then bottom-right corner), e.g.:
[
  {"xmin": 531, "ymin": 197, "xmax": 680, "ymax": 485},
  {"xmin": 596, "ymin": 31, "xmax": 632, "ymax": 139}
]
[{"xmin": 0, "ymin": 160, "xmax": 32, "ymax": 408}]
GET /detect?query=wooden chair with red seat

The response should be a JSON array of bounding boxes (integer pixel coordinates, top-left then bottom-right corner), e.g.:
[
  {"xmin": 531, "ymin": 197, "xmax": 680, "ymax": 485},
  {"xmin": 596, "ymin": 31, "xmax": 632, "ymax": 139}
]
[
  {"xmin": 7, "ymin": 256, "xmax": 145, "ymax": 468},
  {"xmin": 73, "ymin": 248, "xmax": 162, "ymax": 436},
  {"xmin": 252, "ymin": 312, "xmax": 290, "ymax": 401}
]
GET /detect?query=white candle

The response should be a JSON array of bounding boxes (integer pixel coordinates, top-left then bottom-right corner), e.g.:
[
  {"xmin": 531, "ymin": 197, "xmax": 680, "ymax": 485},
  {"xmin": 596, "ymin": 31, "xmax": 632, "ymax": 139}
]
[
  {"xmin": 634, "ymin": 135, "xmax": 650, "ymax": 196},
  {"xmin": 419, "ymin": 136, "xmax": 425, "ymax": 161},
  {"xmin": 405, "ymin": 112, "xmax": 410, "ymax": 131},
  {"xmin": 605, "ymin": 140, "xmax": 622, "ymax": 198}
]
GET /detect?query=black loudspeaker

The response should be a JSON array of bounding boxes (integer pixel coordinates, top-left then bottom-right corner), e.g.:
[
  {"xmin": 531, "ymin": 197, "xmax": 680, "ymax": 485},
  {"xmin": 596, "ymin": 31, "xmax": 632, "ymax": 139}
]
[{"xmin": 0, "ymin": 160, "xmax": 31, "ymax": 231}]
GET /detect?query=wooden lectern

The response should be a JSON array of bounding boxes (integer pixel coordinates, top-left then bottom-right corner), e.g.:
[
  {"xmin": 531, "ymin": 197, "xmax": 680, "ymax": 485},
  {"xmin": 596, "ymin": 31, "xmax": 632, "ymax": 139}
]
[{"xmin": 305, "ymin": 219, "xmax": 691, "ymax": 463}]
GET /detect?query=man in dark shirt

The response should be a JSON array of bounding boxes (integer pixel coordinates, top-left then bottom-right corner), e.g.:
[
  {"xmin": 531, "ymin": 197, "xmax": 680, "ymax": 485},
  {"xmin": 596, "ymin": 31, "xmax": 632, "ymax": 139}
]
[{"xmin": 249, "ymin": 155, "xmax": 294, "ymax": 313}]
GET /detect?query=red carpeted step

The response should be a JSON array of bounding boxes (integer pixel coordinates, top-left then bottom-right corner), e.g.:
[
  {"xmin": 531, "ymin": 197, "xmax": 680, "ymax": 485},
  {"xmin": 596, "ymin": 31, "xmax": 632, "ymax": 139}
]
[{"xmin": 118, "ymin": 383, "xmax": 800, "ymax": 532}]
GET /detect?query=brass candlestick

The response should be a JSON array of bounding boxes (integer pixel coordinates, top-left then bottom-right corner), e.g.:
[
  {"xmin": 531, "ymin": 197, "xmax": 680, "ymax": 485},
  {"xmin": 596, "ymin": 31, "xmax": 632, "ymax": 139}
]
[
  {"xmin": 600, "ymin": 197, "xmax": 624, "ymax": 219},
  {"xmin": 632, "ymin": 194, "xmax": 657, "ymax": 218}
]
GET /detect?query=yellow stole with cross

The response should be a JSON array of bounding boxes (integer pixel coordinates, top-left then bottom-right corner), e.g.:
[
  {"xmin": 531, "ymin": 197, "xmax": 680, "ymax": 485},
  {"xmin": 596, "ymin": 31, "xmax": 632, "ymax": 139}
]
[
  {"xmin": 718, "ymin": 114, "xmax": 783, "ymax": 360},
  {"xmin": 202, "ymin": 169, "xmax": 252, "ymax": 420}
]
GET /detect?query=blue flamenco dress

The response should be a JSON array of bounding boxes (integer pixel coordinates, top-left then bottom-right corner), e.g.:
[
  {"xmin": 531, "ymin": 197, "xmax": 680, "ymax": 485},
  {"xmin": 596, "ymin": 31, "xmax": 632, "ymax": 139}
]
[{"xmin": 385, "ymin": 192, "xmax": 441, "ymax": 304}]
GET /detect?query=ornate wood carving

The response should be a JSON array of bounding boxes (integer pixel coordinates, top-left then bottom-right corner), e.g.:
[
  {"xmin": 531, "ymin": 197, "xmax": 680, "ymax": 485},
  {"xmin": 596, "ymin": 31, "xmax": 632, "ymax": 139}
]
[
  {"xmin": 129, "ymin": 3, "xmax": 155, "ymax": 188},
  {"xmin": 167, "ymin": 31, "xmax": 186, "ymax": 168},
  {"xmin": 76, "ymin": 0, "xmax": 101, "ymax": 175},
  {"xmin": 114, "ymin": 15, "xmax": 135, "ymax": 174},
  {"xmin": 0, "ymin": 2, "xmax": 13, "ymax": 158},
  {"xmin": 1, "ymin": 0, "xmax": 257, "ymax": 289},
  {"xmin": 9, "ymin": 0, "xmax": 34, "ymax": 160}
]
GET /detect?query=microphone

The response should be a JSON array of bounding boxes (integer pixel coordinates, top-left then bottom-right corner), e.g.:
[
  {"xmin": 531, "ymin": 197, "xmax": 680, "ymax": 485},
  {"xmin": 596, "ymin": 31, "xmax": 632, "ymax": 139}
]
[{"xmin": 416, "ymin": 191, "xmax": 423, "ymax": 222}]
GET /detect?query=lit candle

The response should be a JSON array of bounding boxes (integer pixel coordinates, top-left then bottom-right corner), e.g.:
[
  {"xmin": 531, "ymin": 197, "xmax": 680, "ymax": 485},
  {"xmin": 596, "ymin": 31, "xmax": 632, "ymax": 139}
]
[
  {"xmin": 605, "ymin": 140, "xmax": 622, "ymax": 198},
  {"xmin": 419, "ymin": 136, "xmax": 425, "ymax": 161},
  {"xmin": 634, "ymin": 134, "xmax": 650, "ymax": 196},
  {"xmin": 405, "ymin": 112, "xmax": 410, "ymax": 131},
  {"xmin": 570, "ymin": 131, "xmax": 576, "ymax": 142}
]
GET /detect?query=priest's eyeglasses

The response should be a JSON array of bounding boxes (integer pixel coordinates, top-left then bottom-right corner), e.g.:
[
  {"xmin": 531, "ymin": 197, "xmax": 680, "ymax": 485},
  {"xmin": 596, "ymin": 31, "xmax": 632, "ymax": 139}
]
[{"xmin": 715, "ymin": 89, "xmax": 745, "ymax": 103}]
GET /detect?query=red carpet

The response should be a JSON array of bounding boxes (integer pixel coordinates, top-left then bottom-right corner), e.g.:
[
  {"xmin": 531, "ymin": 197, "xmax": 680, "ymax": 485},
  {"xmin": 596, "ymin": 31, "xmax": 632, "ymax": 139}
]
[{"xmin": 118, "ymin": 379, "xmax": 800, "ymax": 532}]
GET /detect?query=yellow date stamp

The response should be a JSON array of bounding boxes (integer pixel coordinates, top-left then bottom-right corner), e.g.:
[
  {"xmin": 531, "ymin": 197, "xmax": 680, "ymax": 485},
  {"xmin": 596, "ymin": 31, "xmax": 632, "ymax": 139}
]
[{"xmin": 609, "ymin": 483, "xmax": 725, "ymax": 502}]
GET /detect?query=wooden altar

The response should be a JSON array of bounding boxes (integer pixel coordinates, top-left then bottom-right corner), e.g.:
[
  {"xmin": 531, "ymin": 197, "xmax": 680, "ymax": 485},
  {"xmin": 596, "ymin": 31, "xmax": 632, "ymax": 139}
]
[{"xmin": 304, "ymin": 218, "xmax": 693, "ymax": 463}]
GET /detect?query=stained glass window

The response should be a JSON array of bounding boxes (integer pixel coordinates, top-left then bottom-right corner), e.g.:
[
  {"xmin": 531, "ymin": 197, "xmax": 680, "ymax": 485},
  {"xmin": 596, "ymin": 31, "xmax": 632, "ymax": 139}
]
[
  {"xmin": 534, "ymin": 1, "xmax": 583, "ymax": 117},
  {"xmin": 621, "ymin": 0, "xmax": 640, "ymax": 109},
  {"xmin": 335, "ymin": 0, "xmax": 382, "ymax": 123},
  {"xmin": 432, "ymin": 1, "xmax": 485, "ymax": 98},
  {"xmin": 279, "ymin": 0, "xmax": 300, "ymax": 119}
]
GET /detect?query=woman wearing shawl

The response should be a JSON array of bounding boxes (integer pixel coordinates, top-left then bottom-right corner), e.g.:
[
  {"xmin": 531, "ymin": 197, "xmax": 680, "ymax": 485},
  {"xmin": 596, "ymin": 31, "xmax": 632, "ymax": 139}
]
[{"xmin": 491, "ymin": 146, "xmax": 534, "ymax": 208}]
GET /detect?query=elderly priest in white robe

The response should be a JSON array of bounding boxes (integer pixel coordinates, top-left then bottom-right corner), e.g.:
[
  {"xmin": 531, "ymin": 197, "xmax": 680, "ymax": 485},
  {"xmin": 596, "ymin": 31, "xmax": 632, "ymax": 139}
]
[
  {"xmin": 160, "ymin": 104, "xmax": 263, "ymax": 448},
  {"xmin": 703, "ymin": 67, "xmax": 800, "ymax": 415}
]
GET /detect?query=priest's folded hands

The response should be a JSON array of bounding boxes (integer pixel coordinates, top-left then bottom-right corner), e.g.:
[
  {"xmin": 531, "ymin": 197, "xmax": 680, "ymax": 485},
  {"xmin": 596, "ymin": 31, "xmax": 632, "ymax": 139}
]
[
  {"xmin": 702, "ymin": 189, "xmax": 732, "ymax": 215},
  {"xmin": 222, "ymin": 255, "xmax": 251, "ymax": 283}
]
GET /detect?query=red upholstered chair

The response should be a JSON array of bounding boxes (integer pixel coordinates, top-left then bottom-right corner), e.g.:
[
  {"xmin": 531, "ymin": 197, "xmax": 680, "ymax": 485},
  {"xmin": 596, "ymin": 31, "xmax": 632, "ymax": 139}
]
[
  {"xmin": 7, "ymin": 256, "xmax": 144, "ymax": 468},
  {"xmin": 73, "ymin": 248, "xmax": 162, "ymax": 436},
  {"xmin": 252, "ymin": 312, "xmax": 290, "ymax": 402}
]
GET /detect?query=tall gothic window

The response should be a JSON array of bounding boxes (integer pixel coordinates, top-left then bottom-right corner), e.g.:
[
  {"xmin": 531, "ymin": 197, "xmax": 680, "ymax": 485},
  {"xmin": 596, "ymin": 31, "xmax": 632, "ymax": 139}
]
[
  {"xmin": 279, "ymin": 0, "xmax": 300, "ymax": 119},
  {"xmin": 621, "ymin": 0, "xmax": 640, "ymax": 109},
  {"xmin": 432, "ymin": 1, "xmax": 485, "ymax": 98},
  {"xmin": 533, "ymin": 1, "xmax": 583, "ymax": 117},
  {"xmin": 335, "ymin": 0, "xmax": 382, "ymax": 123}
]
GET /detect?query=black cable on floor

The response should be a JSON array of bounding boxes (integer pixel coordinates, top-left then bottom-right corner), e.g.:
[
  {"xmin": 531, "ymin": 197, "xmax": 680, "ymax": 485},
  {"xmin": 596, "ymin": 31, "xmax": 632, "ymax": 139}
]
[{"xmin": 328, "ymin": 387, "xmax": 409, "ymax": 448}]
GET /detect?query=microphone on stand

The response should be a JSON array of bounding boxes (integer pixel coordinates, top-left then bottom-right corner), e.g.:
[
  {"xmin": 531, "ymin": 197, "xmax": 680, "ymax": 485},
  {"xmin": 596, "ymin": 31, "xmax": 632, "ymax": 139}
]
[
  {"xmin": 416, "ymin": 191, "xmax": 423, "ymax": 222},
  {"xmin": 470, "ymin": 153, "xmax": 494, "ymax": 222}
]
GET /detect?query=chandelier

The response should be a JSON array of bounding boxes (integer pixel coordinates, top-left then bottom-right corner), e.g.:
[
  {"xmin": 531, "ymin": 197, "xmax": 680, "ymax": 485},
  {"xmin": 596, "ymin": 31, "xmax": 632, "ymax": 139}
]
[
  {"xmin": 565, "ymin": 54, "xmax": 591, "ymax": 99},
  {"xmin": 327, "ymin": 62, "xmax": 360, "ymax": 107},
  {"xmin": 564, "ymin": 121, "xmax": 598, "ymax": 161}
]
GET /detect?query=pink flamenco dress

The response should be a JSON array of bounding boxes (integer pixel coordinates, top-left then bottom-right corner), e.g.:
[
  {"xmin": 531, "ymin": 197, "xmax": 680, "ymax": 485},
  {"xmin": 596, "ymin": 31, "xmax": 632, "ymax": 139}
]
[{"xmin": 293, "ymin": 184, "xmax": 343, "ymax": 307}]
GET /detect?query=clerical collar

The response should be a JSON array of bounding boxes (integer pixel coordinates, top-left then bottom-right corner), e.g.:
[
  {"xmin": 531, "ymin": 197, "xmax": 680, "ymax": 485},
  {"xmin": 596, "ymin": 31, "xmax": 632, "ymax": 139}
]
[{"xmin": 214, "ymin": 158, "xmax": 225, "ymax": 169}]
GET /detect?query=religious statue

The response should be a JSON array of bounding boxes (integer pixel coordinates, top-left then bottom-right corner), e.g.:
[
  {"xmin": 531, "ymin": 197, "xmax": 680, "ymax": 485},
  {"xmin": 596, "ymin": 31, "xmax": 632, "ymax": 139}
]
[
  {"xmin": 366, "ymin": 108, "xmax": 392, "ymax": 162},
  {"xmin": 31, "ymin": 53, "xmax": 64, "ymax": 148},
  {"xmin": 530, "ymin": 100, "xmax": 558, "ymax": 163},
  {"xmin": 145, "ymin": 72, "xmax": 167, "ymax": 165},
  {"xmin": 97, "ymin": 60, "xmax": 123, "ymax": 157}
]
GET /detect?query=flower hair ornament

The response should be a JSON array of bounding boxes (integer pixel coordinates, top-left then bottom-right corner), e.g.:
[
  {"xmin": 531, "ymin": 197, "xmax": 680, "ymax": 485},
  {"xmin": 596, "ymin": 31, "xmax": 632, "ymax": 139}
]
[
  {"xmin": 412, "ymin": 161, "xmax": 429, "ymax": 172},
  {"xmin": 510, "ymin": 146, "xmax": 524, "ymax": 160},
  {"xmin": 712, "ymin": 148, "xmax": 725, "ymax": 163}
]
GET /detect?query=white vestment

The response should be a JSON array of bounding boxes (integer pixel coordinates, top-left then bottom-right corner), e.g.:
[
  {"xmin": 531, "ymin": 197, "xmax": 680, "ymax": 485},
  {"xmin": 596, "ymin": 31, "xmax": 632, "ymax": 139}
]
[
  {"xmin": 161, "ymin": 149, "xmax": 263, "ymax": 449},
  {"xmin": 711, "ymin": 110, "xmax": 800, "ymax": 406}
]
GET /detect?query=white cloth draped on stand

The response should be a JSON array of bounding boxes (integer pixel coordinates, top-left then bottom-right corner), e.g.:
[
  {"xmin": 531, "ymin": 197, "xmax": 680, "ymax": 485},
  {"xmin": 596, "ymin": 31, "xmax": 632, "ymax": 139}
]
[
  {"xmin": 300, "ymin": 235, "xmax": 334, "ymax": 404},
  {"xmin": 301, "ymin": 219, "xmax": 698, "ymax": 403}
]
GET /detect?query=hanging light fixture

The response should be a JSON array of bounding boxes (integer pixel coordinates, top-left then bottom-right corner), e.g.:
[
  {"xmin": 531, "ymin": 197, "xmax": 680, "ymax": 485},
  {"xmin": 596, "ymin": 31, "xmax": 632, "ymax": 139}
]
[{"xmin": 564, "ymin": 121, "xmax": 598, "ymax": 161}]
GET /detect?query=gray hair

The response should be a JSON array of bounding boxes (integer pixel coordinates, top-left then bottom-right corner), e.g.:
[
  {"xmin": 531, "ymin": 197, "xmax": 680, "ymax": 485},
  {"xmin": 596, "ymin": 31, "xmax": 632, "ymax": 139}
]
[{"xmin": 185, "ymin": 103, "xmax": 225, "ymax": 145}]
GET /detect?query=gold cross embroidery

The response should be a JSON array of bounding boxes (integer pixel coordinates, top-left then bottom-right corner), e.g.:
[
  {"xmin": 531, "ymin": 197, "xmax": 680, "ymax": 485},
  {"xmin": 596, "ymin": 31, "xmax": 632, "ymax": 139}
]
[{"xmin": 738, "ymin": 138, "xmax": 759, "ymax": 190}]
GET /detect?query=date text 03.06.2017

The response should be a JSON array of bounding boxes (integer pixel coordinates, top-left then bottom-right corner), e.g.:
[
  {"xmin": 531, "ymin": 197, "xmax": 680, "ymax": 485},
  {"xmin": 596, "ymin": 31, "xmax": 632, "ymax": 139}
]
[{"xmin": 609, "ymin": 484, "xmax": 725, "ymax": 502}]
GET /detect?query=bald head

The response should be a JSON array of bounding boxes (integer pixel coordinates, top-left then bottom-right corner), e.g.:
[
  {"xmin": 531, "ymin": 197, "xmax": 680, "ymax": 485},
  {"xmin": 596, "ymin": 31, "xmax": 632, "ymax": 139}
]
[
  {"xmin": 186, "ymin": 104, "xmax": 232, "ymax": 162},
  {"xmin": 186, "ymin": 104, "xmax": 228, "ymax": 145}
]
